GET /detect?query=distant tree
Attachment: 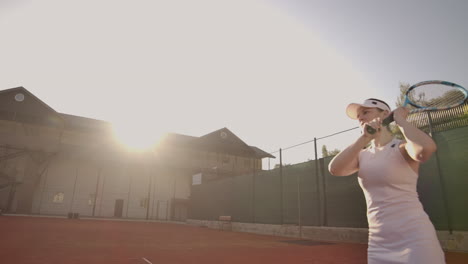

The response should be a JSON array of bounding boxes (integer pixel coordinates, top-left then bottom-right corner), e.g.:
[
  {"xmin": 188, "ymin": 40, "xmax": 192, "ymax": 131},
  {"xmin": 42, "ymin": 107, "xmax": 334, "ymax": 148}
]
[
  {"xmin": 321, "ymin": 145, "xmax": 328, "ymax": 157},
  {"xmin": 428, "ymin": 89, "xmax": 466, "ymax": 107},
  {"xmin": 392, "ymin": 82, "xmax": 411, "ymax": 139},
  {"xmin": 322, "ymin": 145, "xmax": 340, "ymax": 157},
  {"xmin": 395, "ymin": 82, "xmax": 468, "ymax": 134},
  {"xmin": 328, "ymin": 149, "xmax": 340, "ymax": 156},
  {"xmin": 274, "ymin": 163, "xmax": 291, "ymax": 169},
  {"xmin": 396, "ymin": 82, "xmax": 411, "ymax": 107}
]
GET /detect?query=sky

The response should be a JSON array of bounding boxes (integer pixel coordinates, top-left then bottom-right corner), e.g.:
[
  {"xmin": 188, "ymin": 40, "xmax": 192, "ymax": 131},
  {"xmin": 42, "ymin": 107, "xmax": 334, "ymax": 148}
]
[{"xmin": 1, "ymin": 0, "xmax": 467, "ymax": 166}]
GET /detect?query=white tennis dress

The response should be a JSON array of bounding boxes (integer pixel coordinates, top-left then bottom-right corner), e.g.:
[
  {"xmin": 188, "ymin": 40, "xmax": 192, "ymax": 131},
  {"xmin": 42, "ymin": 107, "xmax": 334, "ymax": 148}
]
[{"xmin": 358, "ymin": 138, "xmax": 445, "ymax": 264}]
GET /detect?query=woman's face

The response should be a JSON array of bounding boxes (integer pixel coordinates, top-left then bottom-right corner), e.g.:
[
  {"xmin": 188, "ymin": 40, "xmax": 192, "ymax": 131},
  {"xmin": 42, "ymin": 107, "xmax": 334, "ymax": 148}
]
[{"xmin": 357, "ymin": 107, "xmax": 384, "ymax": 127}]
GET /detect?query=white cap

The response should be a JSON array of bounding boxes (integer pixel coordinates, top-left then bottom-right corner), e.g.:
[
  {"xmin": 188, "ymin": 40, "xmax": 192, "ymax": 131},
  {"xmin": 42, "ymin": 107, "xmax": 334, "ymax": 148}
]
[{"xmin": 346, "ymin": 98, "xmax": 391, "ymax": 119}]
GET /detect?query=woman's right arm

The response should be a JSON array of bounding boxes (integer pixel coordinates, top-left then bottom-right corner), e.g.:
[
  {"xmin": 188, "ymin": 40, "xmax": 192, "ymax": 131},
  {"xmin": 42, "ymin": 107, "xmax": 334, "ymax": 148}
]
[{"xmin": 328, "ymin": 135, "xmax": 371, "ymax": 176}]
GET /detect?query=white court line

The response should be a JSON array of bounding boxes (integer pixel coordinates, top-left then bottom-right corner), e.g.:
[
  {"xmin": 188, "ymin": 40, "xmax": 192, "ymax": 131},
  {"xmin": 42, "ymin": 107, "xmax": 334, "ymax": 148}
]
[{"xmin": 142, "ymin": 257, "xmax": 153, "ymax": 264}]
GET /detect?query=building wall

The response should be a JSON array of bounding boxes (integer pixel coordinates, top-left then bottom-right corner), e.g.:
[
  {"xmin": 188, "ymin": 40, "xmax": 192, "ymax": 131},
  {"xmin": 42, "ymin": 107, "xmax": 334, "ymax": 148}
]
[
  {"xmin": 28, "ymin": 155, "xmax": 168, "ymax": 219},
  {"xmin": 1, "ymin": 118, "xmax": 264, "ymax": 220},
  {"xmin": 31, "ymin": 157, "xmax": 79, "ymax": 215},
  {"xmin": 162, "ymin": 145, "xmax": 263, "ymax": 175}
]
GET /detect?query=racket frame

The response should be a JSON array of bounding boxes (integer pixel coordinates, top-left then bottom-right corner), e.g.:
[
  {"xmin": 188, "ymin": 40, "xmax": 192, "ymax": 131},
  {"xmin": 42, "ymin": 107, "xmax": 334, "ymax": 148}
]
[{"xmin": 366, "ymin": 80, "xmax": 468, "ymax": 134}]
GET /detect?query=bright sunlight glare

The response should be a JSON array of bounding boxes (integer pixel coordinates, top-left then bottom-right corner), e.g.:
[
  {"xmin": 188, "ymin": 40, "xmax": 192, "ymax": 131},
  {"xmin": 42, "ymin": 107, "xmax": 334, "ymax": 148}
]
[
  {"xmin": 24, "ymin": 0, "xmax": 373, "ymax": 158},
  {"xmin": 111, "ymin": 119, "xmax": 165, "ymax": 152},
  {"xmin": 99, "ymin": 0, "xmax": 372, "ymax": 156}
]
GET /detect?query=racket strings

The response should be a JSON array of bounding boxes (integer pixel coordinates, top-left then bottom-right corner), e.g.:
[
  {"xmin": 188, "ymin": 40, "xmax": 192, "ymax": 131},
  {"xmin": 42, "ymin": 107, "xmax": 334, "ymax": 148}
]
[{"xmin": 407, "ymin": 85, "xmax": 466, "ymax": 108}]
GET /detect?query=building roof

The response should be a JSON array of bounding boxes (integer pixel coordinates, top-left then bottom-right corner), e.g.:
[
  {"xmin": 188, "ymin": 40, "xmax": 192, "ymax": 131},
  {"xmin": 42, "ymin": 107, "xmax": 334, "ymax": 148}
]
[
  {"xmin": 0, "ymin": 87, "xmax": 274, "ymax": 159},
  {"xmin": 249, "ymin": 146, "xmax": 275, "ymax": 159},
  {"xmin": 59, "ymin": 113, "xmax": 112, "ymax": 133},
  {"xmin": 0, "ymin": 87, "xmax": 58, "ymax": 114},
  {"xmin": 161, "ymin": 128, "xmax": 274, "ymax": 159},
  {"xmin": 0, "ymin": 87, "xmax": 64, "ymax": 127}
]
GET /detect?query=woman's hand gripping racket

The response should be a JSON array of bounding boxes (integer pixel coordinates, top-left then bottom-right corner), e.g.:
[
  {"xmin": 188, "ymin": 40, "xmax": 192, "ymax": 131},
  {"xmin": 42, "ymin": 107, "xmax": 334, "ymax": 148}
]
[{"xmin": 367, "ymin": 80, "xmax": 468, "ymax": 134}]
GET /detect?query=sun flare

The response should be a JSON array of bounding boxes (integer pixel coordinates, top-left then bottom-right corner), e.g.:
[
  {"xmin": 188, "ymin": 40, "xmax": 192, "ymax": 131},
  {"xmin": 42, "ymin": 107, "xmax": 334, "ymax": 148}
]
[{"xmin": 111, "ymin": 121, "xmax": 165, "ymax": 152}]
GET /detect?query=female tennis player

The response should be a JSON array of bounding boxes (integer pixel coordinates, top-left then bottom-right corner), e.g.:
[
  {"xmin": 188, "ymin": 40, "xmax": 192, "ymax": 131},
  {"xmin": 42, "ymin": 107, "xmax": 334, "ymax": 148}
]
[{"xmin": 328, "ymin": 98, "xmax": 445, "ymax": 264}]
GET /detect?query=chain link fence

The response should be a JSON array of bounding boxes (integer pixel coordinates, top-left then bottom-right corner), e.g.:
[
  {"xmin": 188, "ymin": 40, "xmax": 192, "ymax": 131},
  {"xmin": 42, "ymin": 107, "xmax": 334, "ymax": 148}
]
[{"xmin": 190, "ymin": 102, "xmax": 468, "ymax": 231}]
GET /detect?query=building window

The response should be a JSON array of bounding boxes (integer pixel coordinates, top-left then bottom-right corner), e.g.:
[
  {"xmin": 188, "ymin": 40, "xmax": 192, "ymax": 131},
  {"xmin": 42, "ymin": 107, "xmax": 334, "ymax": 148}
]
[{"xmin": 53, "ymin": 192, "xmax": 64, "ymax": 203}]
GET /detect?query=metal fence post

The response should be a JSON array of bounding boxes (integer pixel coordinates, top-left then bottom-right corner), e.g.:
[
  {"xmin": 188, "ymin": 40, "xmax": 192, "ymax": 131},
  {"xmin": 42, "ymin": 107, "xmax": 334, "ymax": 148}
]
[
  {"xmin": 279, "ymin": 148, "xmax": 283, "ymax": 225},
  {"xmin": 320, "ymin": 158, "xmax": 328, "ymax": 226},
  {"xmin": 314, "ymin": 137, "xmax": 321, "ymax": 226},
  {"xmin": 92, "ymin": 167, "xmax": 102, "ymax": 217},
  {"xmin": 297, "ymin": 164, "xmax": 302, "ymax": 237},
  {"xmin": 252, "ymin": 167, "xmax": 256, "ymax": 223},
  {"xmin": 428, "ymin": 112, "xmax": 453, "ymax": 234}
]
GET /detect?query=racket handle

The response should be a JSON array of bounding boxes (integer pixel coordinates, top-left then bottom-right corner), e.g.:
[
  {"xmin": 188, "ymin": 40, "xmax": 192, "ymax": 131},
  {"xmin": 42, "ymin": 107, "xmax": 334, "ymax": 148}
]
[
  {"xmin": 382, "ymin": 113, "xmax": 394, "ymax": 126},
  {"xmin": 366, "ymin": 113, "xmax": 395, "ymax": 135},
  {"xmin": 366, "ymin": 125, "xmax": 377, "ymax": 134}
]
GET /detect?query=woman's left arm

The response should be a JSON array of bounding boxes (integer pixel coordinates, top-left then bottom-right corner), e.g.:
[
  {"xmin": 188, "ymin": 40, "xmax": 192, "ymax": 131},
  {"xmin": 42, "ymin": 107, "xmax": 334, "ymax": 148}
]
[{"xmin": 394, "ymin": 107, "xmax": 437, "ymax": 163}]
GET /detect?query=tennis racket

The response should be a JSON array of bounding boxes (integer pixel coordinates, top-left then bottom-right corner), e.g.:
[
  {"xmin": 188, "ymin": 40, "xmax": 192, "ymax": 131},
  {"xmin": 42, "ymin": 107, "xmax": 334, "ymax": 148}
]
[{"xmin": 367, "ymin": 80, "xmax": 468, "ymax": 134}]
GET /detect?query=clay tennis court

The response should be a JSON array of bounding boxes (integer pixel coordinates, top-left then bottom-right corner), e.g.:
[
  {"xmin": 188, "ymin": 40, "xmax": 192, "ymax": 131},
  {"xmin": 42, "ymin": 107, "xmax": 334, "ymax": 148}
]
[{"xmin": 1, "ymin": 215, "xmax": 467, "ymax": 264}]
